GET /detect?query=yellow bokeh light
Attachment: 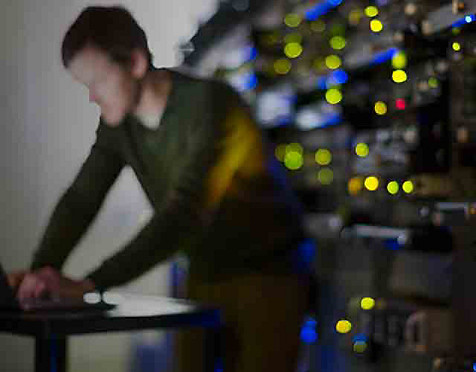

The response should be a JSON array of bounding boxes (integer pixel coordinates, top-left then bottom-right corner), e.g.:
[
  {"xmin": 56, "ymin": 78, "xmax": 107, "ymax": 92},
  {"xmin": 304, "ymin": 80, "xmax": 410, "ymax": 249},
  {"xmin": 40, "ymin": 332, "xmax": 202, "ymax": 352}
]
[
  {"xmin": 348, "ymin": 9, "xmax": 362, "ymax": 26},
  {"xmin": 284, "ymin": 13, "xmax": 302, "ymax": 28},
  {"xmin": 284, "ymin": 42, "xmax": 303, "ymax": 58},
  {"xmin": 284, "ymin": 33, "xmax": 302, "ymax": 44},
  {"xmin": 284, "ymin": 151, "xmax": 303, "ymax": 170},
  {"xmin": 313, "ymin": 58, "xmax": 326, "ymax": 72},
  {"xmin": 387, "ymin": 181, "xmax": 399, "ymax": 195},
  {"xmin": 311, "ymin": 20, "xmax": 326, "ymax": 32},
  {"xmin": 315, "ymin": 149, "xmax": 332, "ymax": 165},
  {"xmin": 361, "ymin": 297, "xmax": 376, "ymax": 310},
  {"xmin": 364, "ymin": 6, "xmax": 379, "ymax": 17},
  {"xmin": 353, "ymin": 341, "xmax": 368, "ymax": 353},
  {"xmin": 374, "ymin": 101, "xmax": 387, "ymax": 115},
  {"xmin": 325, "ymin": 55, "xmax": 342, "ymax": 70},
  {"xmin": 428, "ymin": 77, "xmax": 439, "ymax": 88},
  {"xmin": 348, "ymin": 177, "xmax": 363, "ymax": 195},
  {"xmin": 355, "ymin": 143, "xmax": 369, "ymax": 157},
  {"xmin": 452, "ymin": 42, "xmax": 461, "ymax": 51},
  {"xmin": 402, "ymin": 180, "xmax": 414, "ymax": 194},
  {"xmin": 336, "ymin": 319, "xmax": 352, "ymax": 334},
  {"xmin": 364, "ymin": 176, "xmax": 379, "ymax": 191},
  {"xmin": 318, "ymin": 168, "xmax": 334, "ymax": 185},
  {"xmin": 392, "ymin": 51, "xmax": 407, "ymax": 69},
  {"xmin": 330, "ymin": 36, "xmax": 346, "ymax": 50},
  {"xmin": 392, "ymin": 69, "xmax": 408, "ymax": 83},
  {"xmin": 275, "ymin": 144, "xmax": 287, "ymax": 162},
  {"xmin": 370, "ymin": 19, "xmax": 383, "ymax": 32},
  {"xmin": 274, "ymin": 59, "xmax": 292, "ymax": 75},
  {"xmin": 286, "ymin": 143, "xmax": 303, "ymax": 155},
  {"xmin": 325, "ymin": 88, "xmax": 343, "ymax": 104}
]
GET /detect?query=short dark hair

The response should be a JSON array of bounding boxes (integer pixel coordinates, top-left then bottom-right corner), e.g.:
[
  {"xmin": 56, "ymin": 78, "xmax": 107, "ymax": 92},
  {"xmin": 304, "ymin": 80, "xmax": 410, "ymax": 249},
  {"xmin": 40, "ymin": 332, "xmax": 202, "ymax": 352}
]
[{"xmin": 61, "ymin": 6, "xmax": 153, "ymax": 69}]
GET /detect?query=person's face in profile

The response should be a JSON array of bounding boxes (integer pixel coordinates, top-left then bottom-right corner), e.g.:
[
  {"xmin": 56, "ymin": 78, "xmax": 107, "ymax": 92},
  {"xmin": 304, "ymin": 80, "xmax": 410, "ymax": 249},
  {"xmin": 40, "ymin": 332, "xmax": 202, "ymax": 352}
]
[{"xmin": 68, "ymin": 44, "xmax": 139, "ymax": 127}]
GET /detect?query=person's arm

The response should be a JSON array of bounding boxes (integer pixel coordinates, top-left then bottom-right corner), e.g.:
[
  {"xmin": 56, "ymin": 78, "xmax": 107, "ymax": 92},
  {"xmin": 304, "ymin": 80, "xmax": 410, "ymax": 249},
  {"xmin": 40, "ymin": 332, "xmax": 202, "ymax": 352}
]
[
  {"xmin": 30, "ymin": 122, "xmax": 125, "ymax": 272},
  {"xmin": 85, "ymin": 84, "xmax": 259, "ymax": 290}
]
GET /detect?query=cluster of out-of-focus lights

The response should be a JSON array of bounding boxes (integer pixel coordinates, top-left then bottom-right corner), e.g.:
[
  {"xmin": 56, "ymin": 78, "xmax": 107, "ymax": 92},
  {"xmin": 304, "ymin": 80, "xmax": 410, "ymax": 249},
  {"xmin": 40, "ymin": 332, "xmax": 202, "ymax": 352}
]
[
  {"xmin": 325, "ymin": 88, "xmax": 343, "ymax": 104},
  {"xmin": 364, "ymin": 176, "xmax": 379, "ymax": 191},
  {"xmin": 370, "ymin": 19, "xmax": 383, "ymax": 32},
  {"xmin": 392, "ymin": 51, "xmax": 407, "ymax": 69},
  {"xmin": 353, "ymin": 340, "xmax": 368, "ymax": 353},
  {"xmin": 353, "ymin": 334, "xmax": 369, "ymax": 353},
  {"xmin": 284, "ymin": 42, "xmax": 303, "ymax": 58},
  {"xmin": 452, "ymin": 42, "xmax": 461, "ymax": 52},
  {"xmin": 274, "ymin": 59, "xmax": 292, "ymax": 75},
  {"xmin": 395, "ymin": 98, "xmax": 406, "ymax": 110},
  {"xmin": 348, "ymin": 177, "xmax": 363, "ymax": 195},
  {"xmin": 364, "ymin": 6, "xmax": 379, "ymax": 17},
  {"xmin": 285, "ymin": 152, "xmax": 303, "ymax": 170},
  {"xmin": 315, "ymin": 149, "xmax": 332, "ymax": 165},
  {"xmin": 318, "ymin": 168, "xmax": 334, "ymax": 185},
  {"xmin": 355, "ymin": 143, "xmax": 369, "ymax": 157},
  {"xmin": 402, "ymin": 180, "xmax": 414, "ymax": 194},
  {"xmin": 336, "ymin": 319, "xmax": 352, "ymax": 334},
  {"xmin": 387, "ymin": 181, "xmax": 399, "ymax": 195},
  {"xmin": 330, "ymin": 36, "xmax": 346, "ymax": 50},
  {"xmin": 279, "ymin": 143, "xmax": 304, "ymax": 171},
  {"xmin": 392, "ymin": 69, "xmax": 408, "ymax": 83},
  {"xmin": 325, "ymin": 55, "xmax": 342, "ymax": 69},
  {"xmin": 361, "ymin": 297, "xmax": 375, "ymax": 310},
  {"xmin": 374, "ymin": 101, "xmax": 387, "ymax": 115},
  {"xmin": 284, "ymin": 13, "xmax": 302, "ymax": 28}
]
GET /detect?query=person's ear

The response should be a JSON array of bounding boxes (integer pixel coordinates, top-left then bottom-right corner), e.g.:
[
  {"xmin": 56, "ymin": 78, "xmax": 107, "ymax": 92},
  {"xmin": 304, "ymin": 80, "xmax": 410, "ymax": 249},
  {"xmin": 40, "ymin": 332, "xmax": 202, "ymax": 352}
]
[{"xmin": 130, "ymin": 49, "xmax": 148, "ymax": 78}]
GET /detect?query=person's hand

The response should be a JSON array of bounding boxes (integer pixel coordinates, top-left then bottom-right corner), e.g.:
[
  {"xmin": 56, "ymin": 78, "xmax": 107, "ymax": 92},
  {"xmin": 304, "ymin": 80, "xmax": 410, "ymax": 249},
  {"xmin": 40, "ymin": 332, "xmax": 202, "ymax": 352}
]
[
  {"xmin": 17, "ymin": 266, "xmax": 95, "ymax": 300},
  {"xmin": 6, "ymin": 270, "xmax": 28, "ymax": 292}
]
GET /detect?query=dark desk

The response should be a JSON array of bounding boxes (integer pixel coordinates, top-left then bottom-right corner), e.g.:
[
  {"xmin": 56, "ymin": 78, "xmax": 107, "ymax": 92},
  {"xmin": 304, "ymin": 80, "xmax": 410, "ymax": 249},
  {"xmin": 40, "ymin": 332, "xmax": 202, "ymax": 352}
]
[{"xmin": 0, "ymin": 293, "xmax": 221, "ymax": 372}]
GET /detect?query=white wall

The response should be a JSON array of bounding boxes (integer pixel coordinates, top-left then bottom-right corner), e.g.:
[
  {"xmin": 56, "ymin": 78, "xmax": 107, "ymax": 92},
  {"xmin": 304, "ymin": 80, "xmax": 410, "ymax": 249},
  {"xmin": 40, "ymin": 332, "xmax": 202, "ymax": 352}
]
[{"xmin": 0, "ymin": 0, "xmax": 217, "ymax": 371}]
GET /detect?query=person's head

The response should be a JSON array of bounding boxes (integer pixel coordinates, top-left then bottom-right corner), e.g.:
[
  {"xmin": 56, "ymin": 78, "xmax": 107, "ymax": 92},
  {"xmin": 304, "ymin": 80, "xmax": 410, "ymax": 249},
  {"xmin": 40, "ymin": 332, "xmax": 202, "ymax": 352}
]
[{"xmin": 62, "ymin": 6, "xmax": 154, "ymax": 126}]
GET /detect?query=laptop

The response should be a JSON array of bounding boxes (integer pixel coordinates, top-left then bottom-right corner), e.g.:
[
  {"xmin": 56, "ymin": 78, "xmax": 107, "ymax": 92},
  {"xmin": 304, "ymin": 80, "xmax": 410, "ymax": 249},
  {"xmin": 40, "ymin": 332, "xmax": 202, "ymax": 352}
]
[{"xmin": 0, "ymin": 263, "xmax": 115, "ymax": 313}]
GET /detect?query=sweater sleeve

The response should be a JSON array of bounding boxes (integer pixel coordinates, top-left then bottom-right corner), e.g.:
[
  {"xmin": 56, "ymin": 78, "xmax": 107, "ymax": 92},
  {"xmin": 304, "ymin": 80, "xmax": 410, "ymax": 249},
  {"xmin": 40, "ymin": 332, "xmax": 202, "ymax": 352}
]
[
  {"xmin": 30, "ymin": 122, "xmax": 125, "ymax": 272},
  {"xmin": 85, "ymin": 83, "xmax": 259, "ymax": 289}
]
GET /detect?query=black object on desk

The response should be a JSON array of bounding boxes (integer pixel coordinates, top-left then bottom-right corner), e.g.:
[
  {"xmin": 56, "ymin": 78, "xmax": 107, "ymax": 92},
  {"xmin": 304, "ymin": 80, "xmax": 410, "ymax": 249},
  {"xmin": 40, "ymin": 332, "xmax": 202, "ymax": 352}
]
[{"xmin": 0, "ymin": 293, "xmax": 221, "ymax": 372}]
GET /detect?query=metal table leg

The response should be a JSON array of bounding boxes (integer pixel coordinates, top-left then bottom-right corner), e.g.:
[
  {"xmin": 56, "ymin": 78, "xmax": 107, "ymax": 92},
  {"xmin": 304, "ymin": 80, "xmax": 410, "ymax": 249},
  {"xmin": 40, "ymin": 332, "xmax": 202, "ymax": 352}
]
[
  {"xmin": 35, "ymin": 336, "xmax": 67, "ymax": 372},
  {"xmin": 204, "ymin": 327, "xmax": 221, "ymax": 372}
]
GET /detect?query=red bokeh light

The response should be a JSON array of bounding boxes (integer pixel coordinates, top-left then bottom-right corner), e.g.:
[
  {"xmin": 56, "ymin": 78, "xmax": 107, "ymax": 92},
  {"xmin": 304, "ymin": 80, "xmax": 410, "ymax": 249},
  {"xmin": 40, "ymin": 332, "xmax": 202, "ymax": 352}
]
[{"xmin": 395, "ymin": 98, "xmax": 406, "ymax": 110}]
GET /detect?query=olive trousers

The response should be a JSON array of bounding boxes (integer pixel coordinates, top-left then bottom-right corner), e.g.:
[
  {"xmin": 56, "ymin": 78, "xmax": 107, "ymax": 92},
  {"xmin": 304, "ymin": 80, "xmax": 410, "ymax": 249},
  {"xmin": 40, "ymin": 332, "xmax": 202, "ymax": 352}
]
[{"xmin": 175, "ymin": 271, "xmax": 310, "ymax": 372}]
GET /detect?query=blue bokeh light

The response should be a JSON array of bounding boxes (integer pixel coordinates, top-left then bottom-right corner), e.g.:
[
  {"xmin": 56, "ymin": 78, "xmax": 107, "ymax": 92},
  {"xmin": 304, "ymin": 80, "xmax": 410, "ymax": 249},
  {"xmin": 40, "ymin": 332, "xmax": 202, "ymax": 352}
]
[
  {"xmin": 300, "ymin": 317, "xmax": 318, "ymax": 343},
  {"xmin": 370, "ymin": 47, "xmax": 398, "ymax": 66},
  {"xmin": 452, "ymin": 14, "xmax": 475, "ymax": 28},
  {"xmin": 247, "ymin": 46, "xmax": 258, "ymax": 61},
  {"xmin": 384, "ymin": 238, "xmax": 402, "ymax": 250},
  {"xmin": 245, "ymin": 73, "xmax": 258, "ymax": 90},
  {"xmin": 305, "ymin": 0, "xmax": 343, "ymax": 21},
  {"xmin": 352, "ymin": 333, "xmax": 368, "ymax": 343},
  {"xmin": 329, "ymin": 69, "xmax": 349, "ymax": 85}
]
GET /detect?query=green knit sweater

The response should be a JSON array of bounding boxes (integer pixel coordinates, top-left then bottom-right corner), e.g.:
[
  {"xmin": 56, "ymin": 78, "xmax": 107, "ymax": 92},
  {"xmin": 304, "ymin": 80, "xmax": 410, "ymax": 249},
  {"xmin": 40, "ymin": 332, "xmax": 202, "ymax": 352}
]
[{"xmin": 30, "ymin": 69, "xmax": 304, "ymax": 289}]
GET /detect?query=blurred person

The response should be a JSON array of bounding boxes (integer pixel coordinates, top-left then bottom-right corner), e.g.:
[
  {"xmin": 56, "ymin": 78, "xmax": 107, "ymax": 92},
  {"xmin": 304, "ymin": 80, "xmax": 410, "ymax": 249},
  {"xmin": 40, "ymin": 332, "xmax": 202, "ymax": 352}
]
[{"xmin": 8, "ymin": 6, "xmax": 313, "ymax": 372}]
